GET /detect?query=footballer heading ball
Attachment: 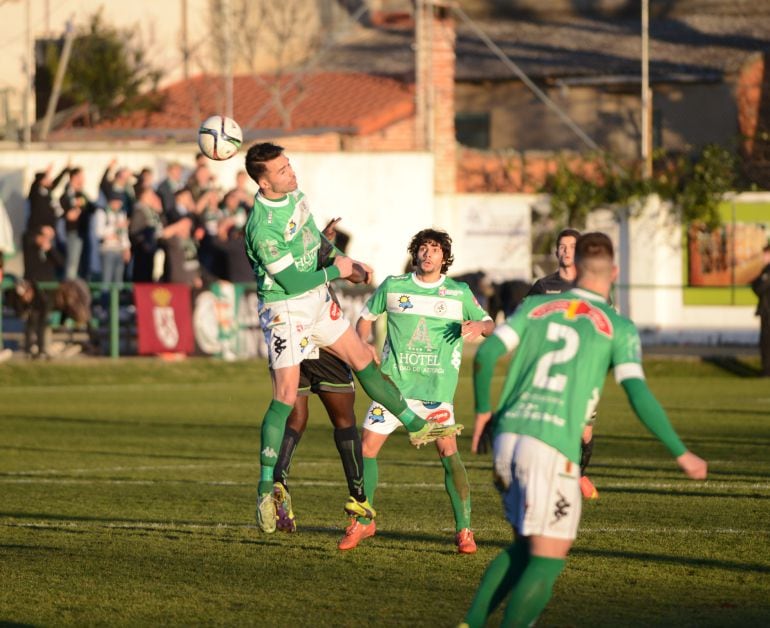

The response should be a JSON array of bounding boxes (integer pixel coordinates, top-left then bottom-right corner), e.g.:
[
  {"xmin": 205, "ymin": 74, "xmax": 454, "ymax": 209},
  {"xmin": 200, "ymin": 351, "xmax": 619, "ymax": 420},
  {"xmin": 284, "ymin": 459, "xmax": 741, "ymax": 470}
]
[{"xmin": 198, "ymin": 115, "xmax": 243, "ymax": 161}]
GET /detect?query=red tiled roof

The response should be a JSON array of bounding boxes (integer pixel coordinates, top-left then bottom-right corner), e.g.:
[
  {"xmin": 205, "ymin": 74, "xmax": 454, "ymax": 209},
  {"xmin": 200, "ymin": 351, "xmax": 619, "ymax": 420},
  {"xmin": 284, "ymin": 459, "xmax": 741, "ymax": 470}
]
[{"xmin": 79, "ymin": 72, "xmax": 415, "ymax": 137}]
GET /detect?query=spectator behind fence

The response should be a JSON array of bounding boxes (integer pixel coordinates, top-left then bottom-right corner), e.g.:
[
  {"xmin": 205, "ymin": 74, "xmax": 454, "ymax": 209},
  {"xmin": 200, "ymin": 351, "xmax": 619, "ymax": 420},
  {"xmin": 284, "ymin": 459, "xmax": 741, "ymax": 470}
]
[
  {"xmin": 100, "ymin": 159, "xmax": 136, "ymax": 217},
  {"xmin": 163, "ymin": 216, "xmax": 202, "ymax": 289},
  {"xmin": 157, "ymin": 161, "xmax": 184, "ymax": 216},
  {"xmin": 94, "ymin": 193, "xmax": 131, "ymax": 309},
  {"xmin": 20, "ymin": 225, "xmax": 63, "ymax": 358},
  {"xmin": 27, "ymin": 164, "xmax": 69, "ymax": 234},
  {"xmin": 130, "ymin": 187, "xmax": 167, "ymax": 283},
  {"xmin": 133, "ymin": 167, "xmax": 154, "ymax": 199},
  {"xmin": 60, "ymin": 167, "xmax": 97, "ymax": 281}
]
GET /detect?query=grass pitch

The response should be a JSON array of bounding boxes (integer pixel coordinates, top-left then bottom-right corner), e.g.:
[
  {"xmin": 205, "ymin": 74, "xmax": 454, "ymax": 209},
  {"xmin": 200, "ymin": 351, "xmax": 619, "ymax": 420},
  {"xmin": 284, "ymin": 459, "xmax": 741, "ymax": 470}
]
[{"xmin": 1, "ymin": 356, "xmax": 769, "ymax": 627}]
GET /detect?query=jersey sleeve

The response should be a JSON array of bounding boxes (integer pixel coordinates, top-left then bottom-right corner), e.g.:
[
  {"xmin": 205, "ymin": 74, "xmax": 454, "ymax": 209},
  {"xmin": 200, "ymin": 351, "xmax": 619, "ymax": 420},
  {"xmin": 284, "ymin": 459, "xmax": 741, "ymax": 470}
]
[
  {"xmin": 359, "ymin": 276, "xmax": 390, "ymax": 321},
  {"xmin": 611, "ymin": 316, "xmax": 645, "ymax": 383},
  {"xmin": 461, "ymin": 283, "xmax": 493, "ymax": 322}
]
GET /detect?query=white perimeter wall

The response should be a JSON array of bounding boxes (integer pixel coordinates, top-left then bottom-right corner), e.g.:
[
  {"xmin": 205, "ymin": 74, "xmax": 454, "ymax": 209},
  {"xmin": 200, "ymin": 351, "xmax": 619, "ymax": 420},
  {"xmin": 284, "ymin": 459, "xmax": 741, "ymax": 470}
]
[{"xmin": 587, "ymin": 195, "xmax": 760, "ymax": 345}]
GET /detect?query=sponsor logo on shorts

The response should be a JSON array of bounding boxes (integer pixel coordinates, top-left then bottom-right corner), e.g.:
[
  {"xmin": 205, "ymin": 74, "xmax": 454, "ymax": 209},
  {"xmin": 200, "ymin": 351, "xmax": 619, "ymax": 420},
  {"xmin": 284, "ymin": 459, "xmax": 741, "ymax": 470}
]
[
  {"xmin": 330, "ymin": 301, "xmax": 341, "ymax": 320},
  {"xmin": 299, "ymin": 337, "xmax": 310, "ymax": 352},
  {"xmin": 422, "ymin": 401, "xmax": 441, "ymax": 409},
  {"xmin": 426, "ymin": 409, "xmax": 451, "ymax": 424},
  {"xmin": 368, "ymin": 406, "xmax": 386, "ymax": 423},
  {"xmin": 551, "ymin": 491, "xmax": 571, "ymax": 524},
  {"xmin": 397, "ymin": 295, "xmax": 413, "ymax": 311},
  {"xmin": 273, "ymin": 336, "xmax": 287, "ymax": 357}
]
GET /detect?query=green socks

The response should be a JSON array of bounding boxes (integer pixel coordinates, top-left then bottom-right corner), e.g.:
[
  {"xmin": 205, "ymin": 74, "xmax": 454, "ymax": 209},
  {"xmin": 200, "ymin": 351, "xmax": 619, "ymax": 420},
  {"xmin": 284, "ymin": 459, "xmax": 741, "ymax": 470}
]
[
  {"xmin": 258, "ymin": 399, "xmax": 292, "ymax": 495},
  {"xmin": 441, "ymin": 452, "xmax": 471, "ymax": 531},
  {"xmin": 464, "ymin": 539, "xmax": 530, "ymax": 628},
  {"xmin": 357, "ymin": 456, "xmax": 379, "ymax": 525},
  {"xmin": 354, "ymin": 362, "xmax": 427, "ymax": 431},
  {"xmin": 501, "ymin": 555, "xmax": 565, "ymax": 627}
]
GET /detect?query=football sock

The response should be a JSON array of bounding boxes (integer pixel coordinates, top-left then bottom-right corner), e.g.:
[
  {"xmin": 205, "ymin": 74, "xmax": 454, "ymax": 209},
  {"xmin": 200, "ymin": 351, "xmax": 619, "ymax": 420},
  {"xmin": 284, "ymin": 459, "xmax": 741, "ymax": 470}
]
[
  {"xmin": 334, "ymin": 426, "xmax": 366, "ymax": 502},
  {"xmin": 501, "ymin": 556, "xmax": 565, "ymax": 628},
  {"xmin": 353, "ymin": 362, "xmax": 426, "ymax": 432},
  {"xmin": 357, "ymin": 456, "xmax": 379, "ymax": 525},
  {"xmin": 441, "ymin": 452, "xmax": 471, "ymax": 531},
  {"xmin": 580, "ymin": 436, "xmax": 594, "ymax": 475},
  {"xmin": 464, "ymin": 538, "xmax": 530, "ymax": 628},
  {"xmin": 258, "ymin": 399, "xmax": 292, "ymax": 495},
  {"xmin": 274, "ymin": 426, "xmax": 301, "ymax": 489}
]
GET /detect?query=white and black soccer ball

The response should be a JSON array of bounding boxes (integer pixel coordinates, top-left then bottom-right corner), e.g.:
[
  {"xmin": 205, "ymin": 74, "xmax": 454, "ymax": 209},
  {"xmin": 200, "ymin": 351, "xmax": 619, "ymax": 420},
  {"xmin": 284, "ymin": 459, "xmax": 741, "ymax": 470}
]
[{"xmin": 197, "ymin": 115, "xmax": 243, "ymax": 161}]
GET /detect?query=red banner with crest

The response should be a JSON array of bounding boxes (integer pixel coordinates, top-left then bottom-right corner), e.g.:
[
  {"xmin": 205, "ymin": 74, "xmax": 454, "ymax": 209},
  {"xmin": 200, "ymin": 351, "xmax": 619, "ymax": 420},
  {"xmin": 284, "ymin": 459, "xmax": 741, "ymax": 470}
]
[{"xmin": 133, "ymin": 283, "xmax": 194, "ymax": 355}]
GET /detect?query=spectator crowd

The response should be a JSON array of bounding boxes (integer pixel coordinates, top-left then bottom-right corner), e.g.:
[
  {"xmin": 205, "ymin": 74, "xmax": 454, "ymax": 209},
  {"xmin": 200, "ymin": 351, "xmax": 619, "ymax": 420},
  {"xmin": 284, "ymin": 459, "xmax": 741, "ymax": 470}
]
[
  {"xmin": 3, "ymin": 153, "xmax": 257, "ymax": 359},
  {"xmin": 23, "ymin": 153, "xmax": 255, "ymax": 294}
]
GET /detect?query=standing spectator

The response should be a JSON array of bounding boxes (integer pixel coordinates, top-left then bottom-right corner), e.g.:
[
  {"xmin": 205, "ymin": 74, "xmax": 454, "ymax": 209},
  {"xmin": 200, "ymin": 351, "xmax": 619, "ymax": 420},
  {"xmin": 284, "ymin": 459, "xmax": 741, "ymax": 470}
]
[
  {"xmin": 26, "ymin": 164, "xmax": 69, "ymax": 234},
  {"xmin": 21, "ymin": 225, "xmax": 64, "ymax": 358},
  {"xmin": 751, "ymin": 244, "xmax": 770, "ymax": 377},
  {"xmin": 162, "ymin": 217, "xmax": 202, "ymax": 289},
  {"xmin": 94, "ymin": 194, "xmax": 131, "ymax": 310},
  {"xmin": 228, "ymin": 170, "xmax": 254, "ymax": 213},
  {"xmin": 60, "ymin": 167, "xmax": 97, "ymax": 280},
  {"xmin": 133, "ymin": 167, "xmax": 154, "ymax": 199},
  {"xmin": 100, "ymin": 159, "xmax": 136, "ymax": 217},
  {"xmin": 130, "ymin": 187, "xmax": 166, "ymax": 283},
  {"xmin": 156, "ymin": 162, "xmax": 185, "ymax": 216},
  {"xmin": 185, "ymin": 164, "xmax": 213, "ymax": 204}
]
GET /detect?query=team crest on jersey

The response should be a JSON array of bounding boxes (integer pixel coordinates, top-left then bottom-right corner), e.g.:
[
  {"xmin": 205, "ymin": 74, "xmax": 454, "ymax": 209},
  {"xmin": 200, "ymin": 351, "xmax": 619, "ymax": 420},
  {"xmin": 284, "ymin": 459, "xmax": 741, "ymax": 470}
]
[
  {"xmin": 434, "ymin": 301, "xmax": 447, "ymax": 315},
  {"xmin": 368, "ymin": 406, "xmax": 386, "ymax": 423},
  {"xmin": 529, "ymin": 299, "xmax": 613, "ymax": 337},
  {"xmin": 398, "ymin": 295, "xmax": 413, "ymax": 310}
]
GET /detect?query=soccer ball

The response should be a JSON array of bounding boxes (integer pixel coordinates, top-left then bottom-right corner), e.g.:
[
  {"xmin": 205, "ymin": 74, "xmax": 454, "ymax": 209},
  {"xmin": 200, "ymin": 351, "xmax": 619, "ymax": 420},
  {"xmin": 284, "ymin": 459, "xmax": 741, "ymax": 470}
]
[{"xmin": 197, "ymin": 115, "xmax": 243, "ymax": 161}]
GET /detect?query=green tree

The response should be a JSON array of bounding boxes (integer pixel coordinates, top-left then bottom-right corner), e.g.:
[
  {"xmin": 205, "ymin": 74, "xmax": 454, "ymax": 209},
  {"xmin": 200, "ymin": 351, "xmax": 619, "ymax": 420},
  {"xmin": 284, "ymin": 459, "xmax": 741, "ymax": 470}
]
[{"xmin": 46, "ymin": 11, "xmax": 163, "ymax": 122}]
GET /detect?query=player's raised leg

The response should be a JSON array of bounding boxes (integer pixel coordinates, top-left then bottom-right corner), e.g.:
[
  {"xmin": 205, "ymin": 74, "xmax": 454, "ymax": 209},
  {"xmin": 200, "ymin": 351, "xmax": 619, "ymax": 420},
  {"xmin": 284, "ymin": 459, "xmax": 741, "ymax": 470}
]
[{"xmin": 325, "ymin": 327, "xmax": 463, "ymax": 446}]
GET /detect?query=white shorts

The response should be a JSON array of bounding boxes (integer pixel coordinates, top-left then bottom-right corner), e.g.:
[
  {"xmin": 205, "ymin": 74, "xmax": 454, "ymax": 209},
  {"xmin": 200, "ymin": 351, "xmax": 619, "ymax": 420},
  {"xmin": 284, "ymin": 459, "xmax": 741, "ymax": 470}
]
[
  {"xmin": 362, "ymin": 399, "xmax": 456, "ymax": 435},
  {"xmin": 259, "ymin": 285, "xmax": 350, "ymax": 370},
  {"xmin": 494, "ymin": 433, "xmax": 582, "ymax": 541}
]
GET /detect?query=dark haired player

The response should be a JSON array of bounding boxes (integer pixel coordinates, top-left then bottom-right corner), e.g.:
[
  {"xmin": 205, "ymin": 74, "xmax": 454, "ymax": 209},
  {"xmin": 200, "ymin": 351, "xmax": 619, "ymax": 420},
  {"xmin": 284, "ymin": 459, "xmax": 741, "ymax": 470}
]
[
  {"xmin": 462, "ymin": 232, "xmax": 707, "ymax": 627},
  {"xmin": 243, "ymin": 143, "xmax": 462, "ymax": 533},
  {"xmin": 341, "ymin": 229, "xmax": 495, "ymax": 551}
]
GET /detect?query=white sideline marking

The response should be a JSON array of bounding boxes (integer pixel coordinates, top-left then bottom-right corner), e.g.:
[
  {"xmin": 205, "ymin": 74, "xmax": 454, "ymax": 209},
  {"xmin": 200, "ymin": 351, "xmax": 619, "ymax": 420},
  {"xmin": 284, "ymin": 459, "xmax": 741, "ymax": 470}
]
[
  {"xmin": 0, "ymin": 476, "xmax": 768, "ymax": 492},
  {"xmin": 0, "ymin": 520, "xmax": 763, "ymax": 537}
]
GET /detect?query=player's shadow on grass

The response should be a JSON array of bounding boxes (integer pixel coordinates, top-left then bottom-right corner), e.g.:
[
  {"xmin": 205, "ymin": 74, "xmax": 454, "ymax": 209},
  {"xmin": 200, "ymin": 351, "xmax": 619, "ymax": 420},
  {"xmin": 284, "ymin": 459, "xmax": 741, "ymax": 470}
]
[
  {"xmin": 702, "ymin": 356, "xmax": 764, "ymax": 378},
  {"xmin": 569, "ymin": 546, "xmax": 770, "ymax": 574}
]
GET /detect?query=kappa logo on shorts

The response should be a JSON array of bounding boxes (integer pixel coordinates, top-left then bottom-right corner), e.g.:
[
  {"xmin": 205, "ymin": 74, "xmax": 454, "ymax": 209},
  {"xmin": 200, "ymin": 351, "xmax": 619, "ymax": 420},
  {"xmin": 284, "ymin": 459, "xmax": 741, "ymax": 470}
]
[
  {"xmin": 330, "ymin": 301, "xmax": 341, "ymax": 320},
  {"xmin": 551, "ymin": 491, "xmax": 571, "ymax": 524},
  {"xmin": 273, "ymin": 336, "xmax": 287, "ymax": 357},
  {"xmin": 368, "ymin": 406, "xmax": 386, "ymax": 423}
]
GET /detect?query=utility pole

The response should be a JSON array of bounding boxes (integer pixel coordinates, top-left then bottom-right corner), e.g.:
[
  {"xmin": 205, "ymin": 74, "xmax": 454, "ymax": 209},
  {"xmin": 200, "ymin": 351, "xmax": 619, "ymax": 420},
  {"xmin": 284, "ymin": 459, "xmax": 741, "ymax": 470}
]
[
  {"xmin": 641, "ymin": 0, "xmax": 652, "ymax": 178},
  {"xmin": 222, "ymin": 0, "xmax": 233, "ymax": 119},
  {"xmin": 40, "ymin": 19, "xmax": 75, "ymax": 141},
  {"xmin": 181, "ymin": 0, "xmax": 189, "ymax": 81},
  {"xmin": 23, "ymin": 0, "xmax": 32, "ymax": 145}
]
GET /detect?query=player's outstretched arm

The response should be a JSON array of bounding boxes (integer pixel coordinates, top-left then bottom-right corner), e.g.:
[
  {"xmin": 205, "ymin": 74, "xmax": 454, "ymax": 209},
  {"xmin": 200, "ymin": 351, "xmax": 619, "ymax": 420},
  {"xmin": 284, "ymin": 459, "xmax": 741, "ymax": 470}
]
[{"xmin": 621, "ymin": 378, "xmax": 708, "ymax": 480}]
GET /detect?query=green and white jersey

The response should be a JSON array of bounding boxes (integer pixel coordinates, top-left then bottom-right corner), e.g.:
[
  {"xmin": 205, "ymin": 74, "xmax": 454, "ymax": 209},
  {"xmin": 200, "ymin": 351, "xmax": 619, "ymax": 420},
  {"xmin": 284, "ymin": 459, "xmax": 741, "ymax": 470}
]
[
  {"xmin": 493, "ymin": 287, "xmax": 644, "ymax": 463},
  {"xmin": 360, "ymin": 273, "xmax": 491, "ymax": 403},
  {"xmin": 243, "ymin": 190, "xmax": 324, "ymax": 303}
]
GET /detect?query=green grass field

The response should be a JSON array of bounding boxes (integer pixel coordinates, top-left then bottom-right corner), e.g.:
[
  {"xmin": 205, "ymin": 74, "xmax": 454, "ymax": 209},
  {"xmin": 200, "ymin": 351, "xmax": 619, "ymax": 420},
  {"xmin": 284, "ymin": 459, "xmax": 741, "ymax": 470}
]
[{"xmin": 1, "ymin": 357, "xmax": 769, "ymax": 627}]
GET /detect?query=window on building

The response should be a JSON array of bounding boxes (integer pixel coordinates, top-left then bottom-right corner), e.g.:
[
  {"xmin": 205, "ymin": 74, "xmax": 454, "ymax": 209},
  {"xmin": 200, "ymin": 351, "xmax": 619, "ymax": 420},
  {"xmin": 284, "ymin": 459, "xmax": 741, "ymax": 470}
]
[{"xmin": 455, "ymin": 112, "xmax": 490, "ymax": 149}]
